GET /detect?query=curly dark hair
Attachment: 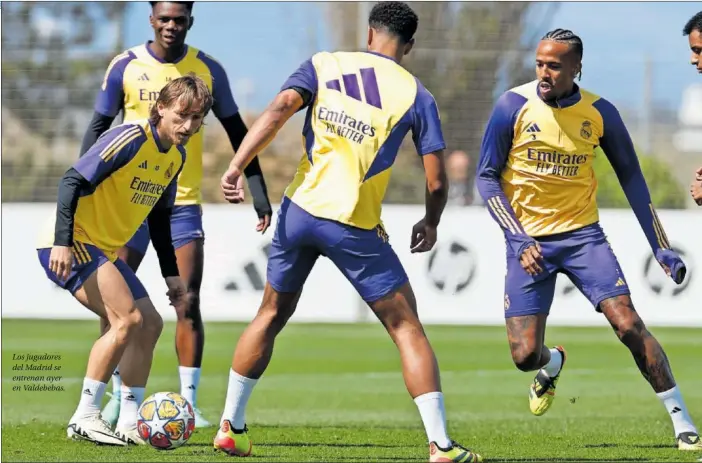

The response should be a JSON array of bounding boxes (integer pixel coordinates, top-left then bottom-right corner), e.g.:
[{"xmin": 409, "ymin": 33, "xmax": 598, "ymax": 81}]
[
  {"xmin": 149, "ymin": 1, "xmax": 194, "ymax": 13},
  {"xmin": 368, "ymin": 2, "xmax": 418, "ymax": 44},
  {"xmin": 683, "ymin": 11, "xmax": 702, "ymax": 35}
]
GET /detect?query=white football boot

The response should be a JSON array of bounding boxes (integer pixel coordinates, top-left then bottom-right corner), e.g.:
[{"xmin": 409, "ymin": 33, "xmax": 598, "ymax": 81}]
[{"xmin": 67, "ymin": 414, "xmax": 126, "ymax": 446}]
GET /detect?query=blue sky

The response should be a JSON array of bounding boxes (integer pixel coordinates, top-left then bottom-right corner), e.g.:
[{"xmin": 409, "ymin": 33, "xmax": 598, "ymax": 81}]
[{"xmin": 124, "ymin": 2, "xmax": 699, "ymax": 113}]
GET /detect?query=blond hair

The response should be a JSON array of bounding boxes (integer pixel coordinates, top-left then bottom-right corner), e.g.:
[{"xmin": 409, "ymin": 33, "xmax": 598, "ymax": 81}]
[{"xmin": 149, "ymin": 73, "xmax": 214, "ymax": 125}]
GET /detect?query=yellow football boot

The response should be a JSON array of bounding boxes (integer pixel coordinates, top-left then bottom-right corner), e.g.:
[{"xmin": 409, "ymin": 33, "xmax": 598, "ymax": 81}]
[
  {"xmin": 677, "ymin": 432, "xmax": 702, "ymax": 451},
  {"xmin": 529, "ymin": 346, "xmax": 566, "ymax": 416},
  {"xmin": 213, "ymin": 420, "xmax": 252, "ymax": 456},
  {"xmin": 429, "ymin": 441, "xmax": 483, "ymax": 462}
]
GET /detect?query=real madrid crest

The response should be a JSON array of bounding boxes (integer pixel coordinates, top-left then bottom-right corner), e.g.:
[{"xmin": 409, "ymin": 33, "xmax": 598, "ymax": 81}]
[
  {"xmin": 580, "ymin": 120, "xmax": 592, "ymax": 139},
  {"xmin": 165, "ymin": 162, "xmax": 174, "ymax": 179}
]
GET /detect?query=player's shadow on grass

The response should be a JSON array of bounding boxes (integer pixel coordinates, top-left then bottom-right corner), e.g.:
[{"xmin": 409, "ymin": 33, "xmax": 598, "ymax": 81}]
[
  {"xmin": 263, "ymin": 442, "xmax": 406, "ymax": 449},
  {"xmin": 629, "ymin": 443, "xmax": 674, "ymax": 449},
  {"xmin": 187, "ymin": 442, "xmax": 405, "ymax": 449},
  {"xmin": 584, "ymin": 442, "xmax": 672, "ymax": 450},
  {"xmin": 255, "ymin": 423, "xmax": 420, "ymax": 431},
  {"xmin": 496, "ymin": 459, "xmax": 647, "ymax": 462}
]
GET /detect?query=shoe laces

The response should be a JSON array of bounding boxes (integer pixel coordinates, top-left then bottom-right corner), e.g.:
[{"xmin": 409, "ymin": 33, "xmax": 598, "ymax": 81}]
[{"xmin": 90, "ymin": 415, "xmax": 115, "ymax": 434}]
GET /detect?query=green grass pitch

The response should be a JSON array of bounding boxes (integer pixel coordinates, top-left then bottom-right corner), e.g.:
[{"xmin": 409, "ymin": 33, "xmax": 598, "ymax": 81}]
[{"xmin": 2, "ymin": 319, "xmax": 701, "ymax": 462}]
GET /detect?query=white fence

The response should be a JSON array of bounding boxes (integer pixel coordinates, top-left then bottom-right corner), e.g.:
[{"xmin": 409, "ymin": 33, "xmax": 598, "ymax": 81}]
[{"xmin": 2, "ymin": 203, "xmax": 701, "ymax": 327}]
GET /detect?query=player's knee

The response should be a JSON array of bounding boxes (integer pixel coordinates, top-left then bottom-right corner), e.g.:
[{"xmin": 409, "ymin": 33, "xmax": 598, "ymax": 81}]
[
  {"xmin": 177, "ymin": 291, "xmax": 201, "ymax": 321},
  {"xmin": 370, "ymin": 284, "xmax": 423, "ymax": 338},
  {"xmin": 112, "ymin": 307, "xmax": 143, "ymax": 343},
  {"xmin": 383, "ymin": 311, "xmax": 424, "ymax": 340},
  {"xmin": 612, "ymin": 313, "xmax": 647, "ymax": 346},
  {"xmin": 253, "ymin": 285, "xmax": 299, "ymax": 330},
  {"xmin": 601, "ymin": 296, "xmax": 648, "ymax": 345},
  {"xmin": 511, "ymin": 347, "xmax": 542, "ymax": 372},
  {"xmin": 256, "ymin": 299, "xmax": 294, "ymax": 333},
  {"xmin": 141, "ymin": 308, "xmax": 164, "ymax": 341}
]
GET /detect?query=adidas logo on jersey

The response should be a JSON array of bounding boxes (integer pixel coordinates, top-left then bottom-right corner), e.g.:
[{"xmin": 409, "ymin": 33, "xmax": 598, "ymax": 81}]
[
  {"xmin": 615, "ymin": 278, "xmax": 626, "ymax": 287},
  {"xmin": 525, "ymin": 122, "xmax": 541, "ymax": 133},
  {"xmin": 325, "ymin": 68, "xmax": 383, "ymax": 109},
  {"xmin": 138, "ymin": 160, "xmax": 148, "ymax": 169},
  {"xmin": 137, "ymin": 73, "xmax": 149, "ymax": 81}
]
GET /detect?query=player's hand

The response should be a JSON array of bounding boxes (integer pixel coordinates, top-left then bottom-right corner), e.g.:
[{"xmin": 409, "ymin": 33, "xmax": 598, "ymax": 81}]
[
  {"xmin": 221, "ymin": 167, "xmax": 246, "ymax": 204},
  {"xmin": 655, "ymin": 248, "xmax": 686, "ymax": 284},
  {"xmin": 49, "ymin": 245, "xmax": 73, "ymax": 281},
  {"xmin": 695, "ymin": 166, "xmax": 702, "ymax": 181},
  {"xmin": 690, "ymin": 180, "xmax": 702, "ymax": 206},
  {"xmin": 256, "ymin": 214, "xmax": 272, "ymax": 234},
  {"xmin": 520, "ymin": 242, "xmax": 544, "ymax": 276},
  {"xmin": 165, "ymin": 276, "xmax": 187, "ymax": 309},
  {"xmin": 410, "ymin": 218, "xmax": 437, "ymax": 253}
]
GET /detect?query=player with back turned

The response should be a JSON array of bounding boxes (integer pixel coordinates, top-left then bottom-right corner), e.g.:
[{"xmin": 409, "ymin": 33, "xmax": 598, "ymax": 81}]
[
  {"xmin": 211, "ymin": 2, "xmax": 482, "ymax": 462},
  {"xmin": 683, "ymin": 11, "xmax": 702, "ymax": 205},
  {"xmin": 477, "ymin": 28, "xmax": 702, "ymax": 451},
  {"xmin": 80, "ymin": 1, "xmax": 273, "ymax": 429},
  {"xmin": 36, "ymin": 75, "xmax": 212, "ymax": 446}
]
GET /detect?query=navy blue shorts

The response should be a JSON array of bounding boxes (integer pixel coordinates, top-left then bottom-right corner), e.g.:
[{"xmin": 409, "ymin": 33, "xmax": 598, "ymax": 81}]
[
  {"xmin": 37, "ymin": 242, "xmax": 148, "ymax": 299},
  {"xmin": 504, "ymin": 223, "xmax": 631, "ymax": 318},
  {"xmin": 125, "ymin": 205, "xmax": 204, "ymax": 255},
  {"xmin": 267, "ymin": 198, "xmax": 408, "ymax": 303}
]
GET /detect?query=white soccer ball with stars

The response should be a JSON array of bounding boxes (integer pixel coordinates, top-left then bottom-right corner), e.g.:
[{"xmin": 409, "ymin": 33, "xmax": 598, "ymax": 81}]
[{"xmin": 137, "ymin": 391, "xmax": 195, "ymax": 450}]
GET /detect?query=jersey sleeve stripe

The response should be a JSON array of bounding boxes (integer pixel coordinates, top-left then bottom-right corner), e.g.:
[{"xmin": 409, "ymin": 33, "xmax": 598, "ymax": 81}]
[
  {"xmin": 101, "ymin": 51, "xmax": 131, "ymax": 91},
  {"xmin": 99, "ymin": 127, "xmax": 142, "ymax": 162},
  {"xmin": 649, "ymin": 204, "xmax": 671, "ymax": 249},
  {"xmin": 488, "ymin": 197, "xmax": 516, "ymax": 234},
  {"xmin": 102, "ymin": 131, "xmax": 142, "ymax": 162},
  {"xmin": 496, "ymin": 197, "xmax": 524, "ymax": 233}
]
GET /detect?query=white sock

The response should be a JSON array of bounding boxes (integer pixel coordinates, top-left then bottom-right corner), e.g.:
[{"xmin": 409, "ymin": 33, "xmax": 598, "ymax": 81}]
[
  {"xmin": 116, "ymin": 385, "xmax": 145, "ymax": 430},
  {"xmin": 111, "ymin": 368, "xmax": 122, "ymax": 397},
  {"xmin": 73, "ymin": 378, "xmax": 107, "ymax": 420},
  {"xmin": 656, "ymin": 386, "xmax": 698, "ymax": 436},
  {"xmin": 542, "ymin": 348, "xmax": 563, "ymax": 378},
  {"xmin": 413, "ymin": 392, "xmax": 451, "ymax": 448},
  {"xmin": 221, "ymin": 369, "xmax": 258, "ymax": 430},
  {"xmin": 179, "ymin": 366, "xmax": 201, "ymax": 408}
]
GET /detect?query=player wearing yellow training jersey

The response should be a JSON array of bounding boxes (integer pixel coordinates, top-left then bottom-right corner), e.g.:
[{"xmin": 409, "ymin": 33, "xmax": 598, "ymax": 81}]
[
  {"xmin": 210, "ymin": 3, "xmax": 482, "ymax": 462},
  {"xmin": 79, "ymin": 1, "xmax": 273, "ymax": 428},
  {"xmin": 684, "ymin": 12, "xmax": 702, "ymax": 206},
  {"xmin": 37, "ymin": 76, "xmax": 212, "ymax": 446},
  {"xmin": 477, "ymin": 29, "xmax": 701, "ymax": 451}
]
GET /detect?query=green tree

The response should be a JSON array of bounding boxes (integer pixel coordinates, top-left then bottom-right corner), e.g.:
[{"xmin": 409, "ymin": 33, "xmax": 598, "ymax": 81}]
[
  {"xmin": 593, "ymin": 148, "xmax": 686, "ymax": 209},
  {"xmin": 2, "ymin": 2, "xmax": 129, "ymax": 202}
]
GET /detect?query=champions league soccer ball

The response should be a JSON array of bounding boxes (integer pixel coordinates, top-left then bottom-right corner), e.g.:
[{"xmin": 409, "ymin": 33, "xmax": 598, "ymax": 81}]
[{"xmin": 137, "ymin": 391, "xmax": 196, "ymax": 450}]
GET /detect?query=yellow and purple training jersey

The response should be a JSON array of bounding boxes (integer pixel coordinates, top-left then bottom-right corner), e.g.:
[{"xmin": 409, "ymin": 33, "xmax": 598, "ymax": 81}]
[
  {"xmin": 94, "ymin": 42, "xmax": 238, "ymax": 205},
  {"xmin": 279, "ymin": 51, "xmax": 445, "ymax": 230},
  {"xmin": 37, "ymin": 119, "xmax": 185, "ymax": 261},
  {"xmin": 477, "ymin": 80, "xmax": 671, "ymax": 258}
]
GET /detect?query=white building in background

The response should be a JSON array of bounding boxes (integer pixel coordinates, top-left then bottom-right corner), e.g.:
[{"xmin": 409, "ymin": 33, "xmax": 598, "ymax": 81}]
[{"xmin": 674, "ymin": 84, "xmax": 702, "ymax": 154}]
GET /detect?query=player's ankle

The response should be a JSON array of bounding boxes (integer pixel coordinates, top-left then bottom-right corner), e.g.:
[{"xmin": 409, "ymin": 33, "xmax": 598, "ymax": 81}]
[
  {"xmin": 414, "ymin": 392, "xmax": 451, "ymax": 449},
  {"xmin": 179, "ymin": 365, "xmax": 201, "ymax": 407},
  {"xmin": 432, "ymin": 441, "xmax": 455, "ymax": 452},
  {"xmin": 542, "ymin": 348, "xmax": 563, "ymax": 377}
]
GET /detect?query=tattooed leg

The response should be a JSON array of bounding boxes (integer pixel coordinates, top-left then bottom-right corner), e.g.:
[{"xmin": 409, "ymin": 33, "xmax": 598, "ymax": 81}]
[
  {"xmin": 599, "ymin": 295, "xmax": 675, "ymax": 392},
  {"xmin": 505, "ymin": 314, "xmax": 550, "ymax": 372}
]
